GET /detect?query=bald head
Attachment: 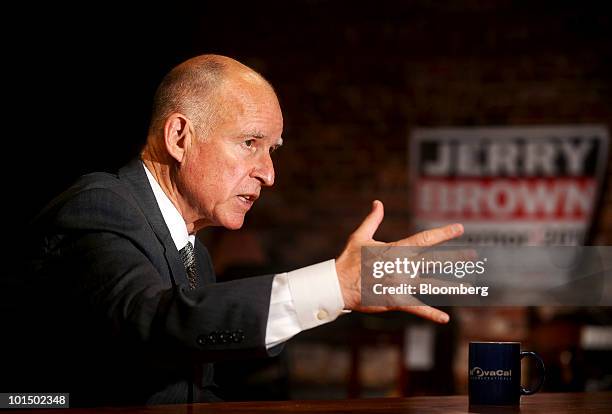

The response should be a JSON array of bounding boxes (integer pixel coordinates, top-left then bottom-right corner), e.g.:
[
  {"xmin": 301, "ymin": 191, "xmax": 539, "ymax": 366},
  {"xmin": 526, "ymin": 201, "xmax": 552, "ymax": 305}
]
[
  {"xmin": 142, "ymin": 55, "xmax": 284, "ymax": 233},
  {"xmin": 148, "ymin": 54, "xmax": 275, "ymax": 140}
]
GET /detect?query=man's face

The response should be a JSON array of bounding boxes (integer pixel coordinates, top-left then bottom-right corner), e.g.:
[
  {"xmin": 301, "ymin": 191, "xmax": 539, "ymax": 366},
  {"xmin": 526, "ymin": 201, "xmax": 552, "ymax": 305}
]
[{"xmin": 177, "ymin": 82, "xmax": 283, "ymax": 230}]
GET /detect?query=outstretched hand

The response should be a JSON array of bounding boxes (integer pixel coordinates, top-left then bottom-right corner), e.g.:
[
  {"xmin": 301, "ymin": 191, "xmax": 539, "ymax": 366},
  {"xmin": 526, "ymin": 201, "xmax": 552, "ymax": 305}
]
[{"xmin": 335, "ymin": 200, "xmax": 464, "ymax": 324}]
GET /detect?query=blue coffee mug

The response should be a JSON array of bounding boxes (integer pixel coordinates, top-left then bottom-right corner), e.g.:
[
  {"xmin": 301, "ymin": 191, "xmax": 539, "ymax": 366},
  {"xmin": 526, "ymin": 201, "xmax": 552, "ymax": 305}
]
[{"xmin": 469, "ymin": 342, "xmax": 545, "ymax": 406}]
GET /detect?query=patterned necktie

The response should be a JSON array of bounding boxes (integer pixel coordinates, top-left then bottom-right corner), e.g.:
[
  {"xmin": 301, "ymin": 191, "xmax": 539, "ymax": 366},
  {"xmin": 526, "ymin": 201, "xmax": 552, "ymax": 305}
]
[{"xmin": 179, "ymin": 242, "xmax": 198, "ymax": 290}]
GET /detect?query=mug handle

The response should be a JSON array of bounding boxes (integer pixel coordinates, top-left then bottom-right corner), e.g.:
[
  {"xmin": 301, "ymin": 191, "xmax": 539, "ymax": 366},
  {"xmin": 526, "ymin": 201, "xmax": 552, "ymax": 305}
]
[{"xmin": 520, "ymin": 351, "xmax": 546, "ymax": 395}]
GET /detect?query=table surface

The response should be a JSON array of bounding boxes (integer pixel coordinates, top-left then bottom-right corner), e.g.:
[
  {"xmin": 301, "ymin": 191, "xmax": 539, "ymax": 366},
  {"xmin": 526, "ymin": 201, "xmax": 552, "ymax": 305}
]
[{"xmin": 12, "ymin": 392, "xmax": 612, "ymax": 414}]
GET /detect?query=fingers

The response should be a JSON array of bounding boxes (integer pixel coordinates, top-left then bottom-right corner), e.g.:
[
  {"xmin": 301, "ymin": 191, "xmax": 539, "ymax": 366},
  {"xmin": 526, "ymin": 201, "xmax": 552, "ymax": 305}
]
[
  {"xmin": 357, "ymin": 287, "xmax": 450, "ymax": 324},
  {"xmin": 397, "ymin": 305, "xmax": 450, "ymax": 324},
  {"xmin": 395, "ymin": 223, "xmax": 464, "ymax": 247},
  {"xmin": 351, "ymin": 200, "xmax": 384, "ymax": 241},
  {"xmin": 360, "ymin": 304, "xmax": 450, "ymax": 324}
]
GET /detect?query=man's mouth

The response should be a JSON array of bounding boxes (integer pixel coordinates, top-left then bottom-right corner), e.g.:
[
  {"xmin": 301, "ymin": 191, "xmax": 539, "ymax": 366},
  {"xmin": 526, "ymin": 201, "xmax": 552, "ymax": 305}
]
[{"xmin": 237, "ymin": 194, "xmax": 258, "ymax": 205}]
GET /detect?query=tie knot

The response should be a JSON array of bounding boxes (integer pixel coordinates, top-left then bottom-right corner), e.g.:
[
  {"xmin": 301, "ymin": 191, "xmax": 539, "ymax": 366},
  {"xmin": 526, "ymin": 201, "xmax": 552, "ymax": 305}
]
[
  {"xmin": 179, "ymin": 242, "xmax": 197, "ymax": 290},
  {"xmin": 179, "ymin": 241, "xmax": 195, "ymax": 264}
]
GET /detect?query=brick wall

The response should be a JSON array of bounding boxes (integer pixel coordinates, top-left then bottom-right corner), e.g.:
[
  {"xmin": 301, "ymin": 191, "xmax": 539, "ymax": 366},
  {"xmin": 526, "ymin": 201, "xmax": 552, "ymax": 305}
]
[{"xmin": 196, "ymin": 0, "xmax": 612, "ymax": 269}]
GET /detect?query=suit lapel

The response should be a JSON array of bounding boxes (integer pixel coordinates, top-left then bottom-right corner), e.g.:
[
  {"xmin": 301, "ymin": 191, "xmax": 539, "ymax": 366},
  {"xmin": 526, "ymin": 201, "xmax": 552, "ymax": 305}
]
[
  {"xmin": 117, "ymin": 158, "xmax": 189, "ymax": 288},
  {"xmin": 194, "ymin": 239, "xmax": 215, "ymax": 285}
]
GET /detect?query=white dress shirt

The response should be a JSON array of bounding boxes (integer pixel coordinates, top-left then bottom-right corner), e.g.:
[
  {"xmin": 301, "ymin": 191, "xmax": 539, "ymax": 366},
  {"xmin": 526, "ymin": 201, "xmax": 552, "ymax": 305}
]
[{"xmin": 143, "ymin": 163, "xmax": 347, "ymax": 348}]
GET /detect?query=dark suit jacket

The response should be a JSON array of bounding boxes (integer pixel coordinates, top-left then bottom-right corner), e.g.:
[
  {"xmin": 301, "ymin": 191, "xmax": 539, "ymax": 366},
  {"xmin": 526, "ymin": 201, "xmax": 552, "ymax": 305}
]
[{"xmin": 17, "ymin": 159, "xmax": 279, "ymax": 406}]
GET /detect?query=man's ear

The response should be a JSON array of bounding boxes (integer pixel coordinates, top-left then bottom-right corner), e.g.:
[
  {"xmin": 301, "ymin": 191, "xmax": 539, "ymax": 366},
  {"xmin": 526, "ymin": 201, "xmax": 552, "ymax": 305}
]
[{"xmin": 163, "ymin": 113, "xmax": 192, "ymax": 163}]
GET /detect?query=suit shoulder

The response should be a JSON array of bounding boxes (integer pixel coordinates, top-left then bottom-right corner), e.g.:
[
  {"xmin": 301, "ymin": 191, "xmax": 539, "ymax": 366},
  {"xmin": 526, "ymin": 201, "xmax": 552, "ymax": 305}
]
[
  {"xmin": 73, "ymin": 171, "xmax": 131, "ymax": 195},
  {"xmin": 33, "ymin": 172, "xmax": 145, "ymax": 232}
]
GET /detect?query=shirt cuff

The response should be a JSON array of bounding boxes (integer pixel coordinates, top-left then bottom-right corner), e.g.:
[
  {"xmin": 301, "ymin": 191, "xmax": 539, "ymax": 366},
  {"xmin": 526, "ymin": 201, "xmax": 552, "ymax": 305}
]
[
  {"xmin": 265, "ymin": 259, "xmax": 349, "ymax": 349},
  {"xmin": 286, "ymin": 259, "xmax": 347, "ymax": 331}
]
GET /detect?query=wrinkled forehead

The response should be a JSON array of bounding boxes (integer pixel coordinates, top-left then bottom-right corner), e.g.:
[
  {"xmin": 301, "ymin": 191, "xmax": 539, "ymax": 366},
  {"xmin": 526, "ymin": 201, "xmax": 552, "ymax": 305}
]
[
  {"xmin": 228, "ymin": 70, "xmax": 279, "ymax": 105},
  {"xmin": 218, "ymin": 74, "xmax": 282, "ymax": 117},
  {"xmin": 209, "ymin": 76, "xmax": 283, "ymax": 141}
]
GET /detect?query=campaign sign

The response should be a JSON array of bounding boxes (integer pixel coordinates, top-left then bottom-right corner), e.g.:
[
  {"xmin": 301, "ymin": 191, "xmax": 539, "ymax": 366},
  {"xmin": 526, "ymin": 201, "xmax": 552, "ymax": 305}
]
[{"xmin": 409, "ymin": 126, "xmax": 609, "ymax": 245}]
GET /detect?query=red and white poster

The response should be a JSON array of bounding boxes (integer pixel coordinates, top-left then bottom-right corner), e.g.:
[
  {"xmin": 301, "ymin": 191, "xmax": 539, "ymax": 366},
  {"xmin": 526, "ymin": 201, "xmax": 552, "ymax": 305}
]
[{"xmin": 410, "ymin": 126, "xmax": 609, "ymax": 245}]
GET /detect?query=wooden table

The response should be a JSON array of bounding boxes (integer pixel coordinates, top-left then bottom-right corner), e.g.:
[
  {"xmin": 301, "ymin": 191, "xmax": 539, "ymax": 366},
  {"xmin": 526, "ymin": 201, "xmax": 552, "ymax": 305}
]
[{"xmin": 12, "ymin": 392, "xmax": 612, "ymax": 413}]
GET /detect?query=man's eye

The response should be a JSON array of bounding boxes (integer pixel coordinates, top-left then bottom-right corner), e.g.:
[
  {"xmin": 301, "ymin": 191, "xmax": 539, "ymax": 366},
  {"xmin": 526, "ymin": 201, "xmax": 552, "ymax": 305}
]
[{"xmin": 244, "ymin": 139, "xmax": 254, "ymax": 148}]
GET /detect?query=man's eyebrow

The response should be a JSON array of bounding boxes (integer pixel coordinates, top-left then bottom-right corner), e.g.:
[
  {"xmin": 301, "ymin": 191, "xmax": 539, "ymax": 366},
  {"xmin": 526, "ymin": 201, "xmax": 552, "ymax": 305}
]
[
  {"xmin": 242, "ymin": 130, "xmax": 265, "ymax": 139},
  {"xmin": 243, "ymin": 131, "xmax": 283, "ymax": 147}
]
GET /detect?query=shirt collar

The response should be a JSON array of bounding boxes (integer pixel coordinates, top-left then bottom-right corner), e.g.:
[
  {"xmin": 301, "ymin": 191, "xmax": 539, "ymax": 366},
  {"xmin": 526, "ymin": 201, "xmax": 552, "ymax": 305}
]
[{"xmin": 142, "ymin": 162, "xmax": 195, "ymax": 251}]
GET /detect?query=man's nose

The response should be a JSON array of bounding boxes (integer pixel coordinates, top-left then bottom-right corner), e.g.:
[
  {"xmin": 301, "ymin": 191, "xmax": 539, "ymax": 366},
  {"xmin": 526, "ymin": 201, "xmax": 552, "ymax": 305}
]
[{"xmin": 251, "ymin": 152, "xmax": 275, "ymax": 187}]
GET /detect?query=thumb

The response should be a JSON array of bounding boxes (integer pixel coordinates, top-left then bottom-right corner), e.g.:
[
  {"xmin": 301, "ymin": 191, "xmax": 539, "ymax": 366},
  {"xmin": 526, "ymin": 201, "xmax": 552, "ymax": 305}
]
[{"xmin": 352, "ymin": 200, "xmax": 384, "ymax": 241}]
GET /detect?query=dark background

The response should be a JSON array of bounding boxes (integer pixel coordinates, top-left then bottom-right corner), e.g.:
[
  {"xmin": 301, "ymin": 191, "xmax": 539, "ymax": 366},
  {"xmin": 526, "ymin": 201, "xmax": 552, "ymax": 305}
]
[
  {"xmin": 5, "ymin": 0, "xmax": 612, "ymax": 400},
  {"xmin": 8, "ymin": 1, "xmax": 612, "ymax": 252}
]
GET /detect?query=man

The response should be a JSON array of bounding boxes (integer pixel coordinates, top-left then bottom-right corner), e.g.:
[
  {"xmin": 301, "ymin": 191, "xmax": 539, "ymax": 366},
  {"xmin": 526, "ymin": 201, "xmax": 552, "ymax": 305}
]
[{"xmin": 17, "ymin": 55, "xmax": 462, "ymax": 406}]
